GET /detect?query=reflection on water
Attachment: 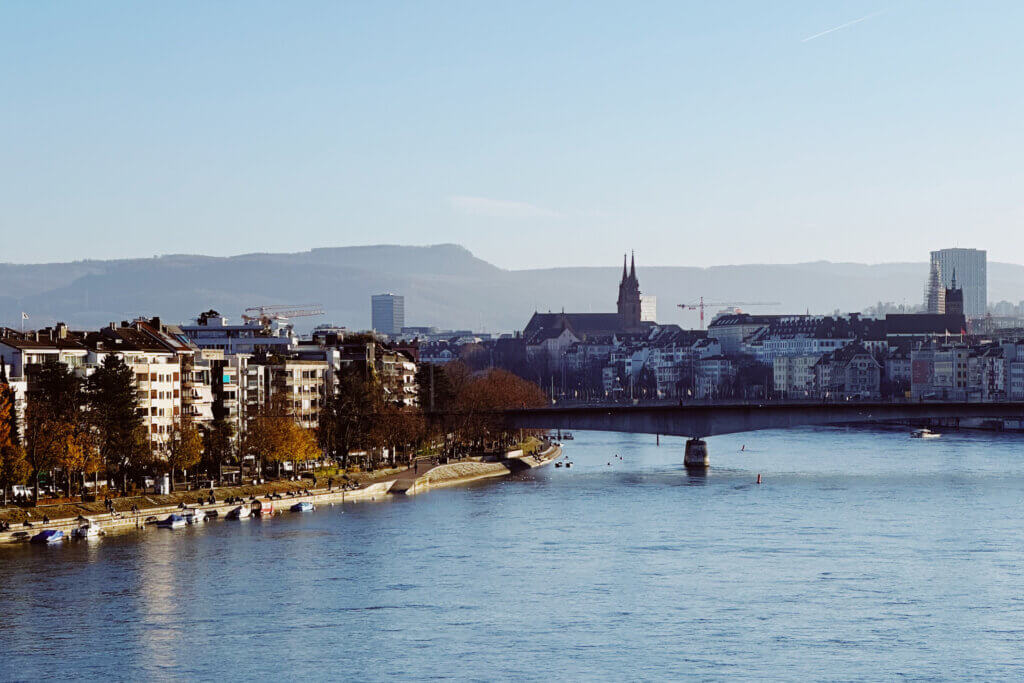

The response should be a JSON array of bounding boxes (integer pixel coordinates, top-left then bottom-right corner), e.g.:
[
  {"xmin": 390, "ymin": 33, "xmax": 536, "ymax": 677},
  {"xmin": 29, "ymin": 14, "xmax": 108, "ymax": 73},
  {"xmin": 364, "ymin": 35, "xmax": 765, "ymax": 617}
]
[{"xmin": 3, "ymin": 426, "xmax": 1024, "ymax": 679}]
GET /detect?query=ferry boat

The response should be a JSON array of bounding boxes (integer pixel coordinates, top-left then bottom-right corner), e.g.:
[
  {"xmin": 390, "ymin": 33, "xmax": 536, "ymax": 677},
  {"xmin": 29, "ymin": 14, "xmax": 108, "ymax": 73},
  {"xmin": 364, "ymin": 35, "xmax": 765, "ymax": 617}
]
[
  {"xmin": 290, "ymin": 501, "xmax": 314, "ymax": 513},
  {"xmin": 911, "ymin": 428, "xmax": 941, "ymax": 439},
  {"xmin": 30, "ymin": 529, "xmax": 64, "ymax": 544},
  {"xmin": 157, "ymin": 514, "xmax": 187, "ymax": 529}
]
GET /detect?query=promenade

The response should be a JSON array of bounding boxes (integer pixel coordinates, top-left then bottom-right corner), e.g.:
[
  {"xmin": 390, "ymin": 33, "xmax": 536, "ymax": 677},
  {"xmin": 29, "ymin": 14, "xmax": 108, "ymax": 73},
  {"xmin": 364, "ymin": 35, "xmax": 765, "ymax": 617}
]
[{"xmin": 0, "ymin": 444, "xmax": 563, "ymax": 544}]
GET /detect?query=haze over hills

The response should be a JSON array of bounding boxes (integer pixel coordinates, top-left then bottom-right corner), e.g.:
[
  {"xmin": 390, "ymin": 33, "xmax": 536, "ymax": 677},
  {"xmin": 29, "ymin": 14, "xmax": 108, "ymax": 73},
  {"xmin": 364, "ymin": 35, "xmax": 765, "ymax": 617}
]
[{"xmin": 2, "ymin": 245, "xmax": 1022, "ymax": 333}]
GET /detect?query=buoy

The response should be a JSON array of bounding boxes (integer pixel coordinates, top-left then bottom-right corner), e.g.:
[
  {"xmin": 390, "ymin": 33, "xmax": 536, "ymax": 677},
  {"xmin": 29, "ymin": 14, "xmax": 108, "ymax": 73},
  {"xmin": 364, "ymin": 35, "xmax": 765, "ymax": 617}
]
[{"xmin": 756, "ymin": 473, "xmax": 762, "ymax": 484}]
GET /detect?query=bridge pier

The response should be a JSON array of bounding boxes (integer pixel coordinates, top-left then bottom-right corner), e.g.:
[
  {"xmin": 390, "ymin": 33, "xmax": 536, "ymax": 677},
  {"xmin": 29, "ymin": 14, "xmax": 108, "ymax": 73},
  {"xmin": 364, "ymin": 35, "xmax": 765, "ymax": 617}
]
[{"xmin": 684, "ymin": 438, "xmax": 709, "ymax": 468}]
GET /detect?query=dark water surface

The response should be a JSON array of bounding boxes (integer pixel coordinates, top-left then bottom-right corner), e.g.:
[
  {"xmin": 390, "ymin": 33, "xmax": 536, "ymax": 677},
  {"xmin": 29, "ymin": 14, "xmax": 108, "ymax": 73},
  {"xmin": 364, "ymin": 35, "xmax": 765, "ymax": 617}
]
[{"xmin": 3, "ymin": 427, "xmax": 1024, "ymax": 681}]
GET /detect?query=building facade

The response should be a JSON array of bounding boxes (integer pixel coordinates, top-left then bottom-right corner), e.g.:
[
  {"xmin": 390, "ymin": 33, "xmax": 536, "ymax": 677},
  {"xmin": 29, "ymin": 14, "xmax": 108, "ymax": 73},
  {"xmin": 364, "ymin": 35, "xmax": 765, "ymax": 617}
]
[
  {"xmin": 930, "ymin": 248, "xmax": 986, "ymax": 317},
  {"xmin": 371, "ymin": 294, "xmax": 405, "ymax": 335}
]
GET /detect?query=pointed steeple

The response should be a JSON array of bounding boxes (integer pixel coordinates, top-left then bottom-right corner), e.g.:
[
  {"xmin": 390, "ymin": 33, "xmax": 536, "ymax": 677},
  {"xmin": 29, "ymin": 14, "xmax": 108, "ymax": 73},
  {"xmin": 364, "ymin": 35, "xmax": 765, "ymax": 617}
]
[
  {"xmin": 951, "ymin": 268, "xmax": 958, "ymax": 290},
  {"xmin": 630, "ymin": 251, "xmax": 636, "ymax": 281},
  {"xmin": 622, "ymin": 253, "xmax": 628, "ymax": 282}
]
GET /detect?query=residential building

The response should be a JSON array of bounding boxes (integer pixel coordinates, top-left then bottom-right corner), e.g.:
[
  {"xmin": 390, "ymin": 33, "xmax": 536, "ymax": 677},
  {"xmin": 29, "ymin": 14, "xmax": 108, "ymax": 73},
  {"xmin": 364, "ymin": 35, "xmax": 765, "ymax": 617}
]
[
  {"xmin": 181, "ymin": 310, "xmax": 296, "ymax": 355},
  {"xmin": 773, "ymin": 355, "xmax": 819, "ymax": 398}
]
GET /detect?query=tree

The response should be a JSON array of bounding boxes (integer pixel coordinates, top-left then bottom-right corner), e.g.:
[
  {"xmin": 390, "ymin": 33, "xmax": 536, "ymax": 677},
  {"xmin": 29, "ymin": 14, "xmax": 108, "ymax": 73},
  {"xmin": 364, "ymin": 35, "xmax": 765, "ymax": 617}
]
[
  {"xmin": 241, "ymin": 394, "xmax": 291, "ymax": 477},
  {"xmin": 25, "ymin": 359, "xmax": 82, "ymax": 503},
  {"xmin": 86, "ymin": 354, "xmax": 145, "ymax": 492},
  {"xmin": 167, "ymin": 417, "xmax": 203, "ymax": 491},
  {"xmin": 327, "ymin": 364, "xmax": 383, "ymax": 469},
  {"xmin": 0, "ymin": 381, "xmax": 27, "ymax": 505},
  {"xmin": 201, "ymin": 416, "xmax": 235, "ymax": 481}
]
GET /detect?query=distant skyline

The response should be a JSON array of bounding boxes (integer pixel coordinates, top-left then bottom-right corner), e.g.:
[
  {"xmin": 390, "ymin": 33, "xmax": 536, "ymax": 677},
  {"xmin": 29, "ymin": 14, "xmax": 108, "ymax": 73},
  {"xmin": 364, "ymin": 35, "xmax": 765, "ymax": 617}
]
[{"xmin": 4, "ymin": 2, "xmax": 1024, "ymax": 268}]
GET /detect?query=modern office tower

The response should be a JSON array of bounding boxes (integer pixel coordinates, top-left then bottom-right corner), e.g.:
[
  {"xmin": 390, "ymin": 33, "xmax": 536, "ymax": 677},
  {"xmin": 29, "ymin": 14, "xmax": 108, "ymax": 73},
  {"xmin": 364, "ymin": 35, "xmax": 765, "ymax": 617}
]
[
  {"xmin": 930, "ymin": 248, "xmax": 987, "ymax": 317},
  {"xmin": 371, "ymin": 293, "xmax": 405, "ymax": 334}
]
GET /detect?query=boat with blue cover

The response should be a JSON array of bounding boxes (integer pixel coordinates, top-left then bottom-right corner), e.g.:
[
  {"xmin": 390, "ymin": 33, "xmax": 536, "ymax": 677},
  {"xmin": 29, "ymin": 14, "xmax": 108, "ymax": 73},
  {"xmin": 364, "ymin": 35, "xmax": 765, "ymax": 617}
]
[
  {"xmin": 30, "ymin": 529, "xmax": 64, "ymax": 544},
  {"xmin": 156, "ymin": 514, "xmax": 187, "ymax": 529}
]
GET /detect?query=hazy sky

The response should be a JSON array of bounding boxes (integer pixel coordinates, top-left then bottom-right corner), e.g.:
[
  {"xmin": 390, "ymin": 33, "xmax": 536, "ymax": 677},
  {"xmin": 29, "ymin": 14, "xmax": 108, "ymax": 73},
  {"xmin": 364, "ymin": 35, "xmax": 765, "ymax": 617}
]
[{"xmin": 3, "ymin": 2, "xmax": 1022, "ymax": 269}]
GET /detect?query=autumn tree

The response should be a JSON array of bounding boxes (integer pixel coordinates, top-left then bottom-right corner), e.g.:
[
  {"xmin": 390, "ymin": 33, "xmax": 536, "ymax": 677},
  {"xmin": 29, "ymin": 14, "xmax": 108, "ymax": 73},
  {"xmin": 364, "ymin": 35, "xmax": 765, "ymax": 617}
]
[
  {"xmin": 167, "ymin": 417, "xmax": 203, "ymax": 491},
  {"xmin": 86, "ymin": 354, "xmax": 145, "ymax": 492},
  {"xmin": 0, "ymin": 381, "xmax": 27, "ymax": 505}
]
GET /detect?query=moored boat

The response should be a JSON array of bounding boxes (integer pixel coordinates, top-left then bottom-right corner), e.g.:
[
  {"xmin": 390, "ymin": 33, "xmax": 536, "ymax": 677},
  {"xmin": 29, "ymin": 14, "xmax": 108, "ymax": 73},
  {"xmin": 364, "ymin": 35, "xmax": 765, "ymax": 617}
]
[
  {"xmin": 72, "ymin": 523, "xmax": 102, "ymax": 539},
  {"xmin": 290, "ymin": 501, "xmax": 314, "ymax": 513},
  {"xmin": 185, "ymin": 509, "xmax": 206, "ymax": 524},
  {"xmin": 157, "ymin": 514, "xmax": 187, "ymax": 529},
  {"xmin": 227, "ymin": 505, "xmax": 251, "ymax": 520},
  {"xmin": 257, "ymin": 502, "xmax": 274, "ymax": 517},
  {"xmin": 911, "ymin": 428, "xmax": 941, "ymax": 439},
  {"xmin": 30, "ymin": 529, "xmax": 64, "ymax": 544}
]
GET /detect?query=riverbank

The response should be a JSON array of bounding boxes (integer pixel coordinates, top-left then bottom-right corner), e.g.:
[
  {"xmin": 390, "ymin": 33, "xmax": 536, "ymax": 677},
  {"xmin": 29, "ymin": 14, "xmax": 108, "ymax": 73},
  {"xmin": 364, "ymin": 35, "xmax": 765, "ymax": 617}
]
[
  {"xmin": 393, "ymin": 444, "xmax": 562, "ymax": 495},
  {"xmin": 0, "ymin": 444, "xmax": 563, "ymax": 544}
]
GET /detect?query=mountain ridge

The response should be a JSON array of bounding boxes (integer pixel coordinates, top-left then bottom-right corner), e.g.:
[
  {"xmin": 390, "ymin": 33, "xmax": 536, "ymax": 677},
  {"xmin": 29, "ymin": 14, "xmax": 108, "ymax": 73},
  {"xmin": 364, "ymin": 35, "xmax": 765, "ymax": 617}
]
[{"xmin": 2, "ymin": 245, "xmax": 1020, "ymax": 333}]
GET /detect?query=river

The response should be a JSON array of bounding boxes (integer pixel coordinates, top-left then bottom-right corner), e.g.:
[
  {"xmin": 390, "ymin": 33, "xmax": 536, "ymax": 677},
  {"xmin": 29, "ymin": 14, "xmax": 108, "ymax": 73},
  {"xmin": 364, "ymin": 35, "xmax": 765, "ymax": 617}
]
[{"xmin": 3, "ymin": 426, "xmax": 1024, "ymax": 680}]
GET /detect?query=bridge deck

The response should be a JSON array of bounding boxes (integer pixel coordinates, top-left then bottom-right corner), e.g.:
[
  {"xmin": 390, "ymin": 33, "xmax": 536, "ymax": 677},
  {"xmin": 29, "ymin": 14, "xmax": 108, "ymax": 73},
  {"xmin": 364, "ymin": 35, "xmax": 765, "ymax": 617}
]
[{"xmin": 506, "ymin": 401, "xmax": 1024, "ymax": 438}]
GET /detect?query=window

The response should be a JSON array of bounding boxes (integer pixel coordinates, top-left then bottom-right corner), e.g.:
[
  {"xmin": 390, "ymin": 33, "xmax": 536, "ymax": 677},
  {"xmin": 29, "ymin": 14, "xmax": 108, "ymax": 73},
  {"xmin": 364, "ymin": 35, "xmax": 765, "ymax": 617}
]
[{"xmin": 150, "ymin": 390, "xmax": 157, "ymax": 399}]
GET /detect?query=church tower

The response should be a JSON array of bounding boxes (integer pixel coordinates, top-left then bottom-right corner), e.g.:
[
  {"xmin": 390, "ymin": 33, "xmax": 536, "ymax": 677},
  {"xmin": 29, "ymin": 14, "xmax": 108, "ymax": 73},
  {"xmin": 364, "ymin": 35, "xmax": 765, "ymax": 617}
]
[{"xmin": 617, "ymin": 252, "xmax": 642, "ymax": 331}]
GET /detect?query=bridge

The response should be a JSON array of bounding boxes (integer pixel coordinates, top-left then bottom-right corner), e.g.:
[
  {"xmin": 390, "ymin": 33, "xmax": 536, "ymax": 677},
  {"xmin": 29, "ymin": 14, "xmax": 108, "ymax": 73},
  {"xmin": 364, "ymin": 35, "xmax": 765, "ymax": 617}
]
[{"xmin": 506, "ymin": 401, "xmax": 1024, "ymax": 467}]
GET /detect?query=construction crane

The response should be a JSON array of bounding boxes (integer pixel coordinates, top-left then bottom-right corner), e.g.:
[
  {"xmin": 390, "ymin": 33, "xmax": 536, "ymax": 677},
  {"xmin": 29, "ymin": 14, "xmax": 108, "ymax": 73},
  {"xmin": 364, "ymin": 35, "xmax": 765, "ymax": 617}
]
[
  {"xmin": 242, "ymin": 303, "xmax": 325, "ymax": 327},
  {"xmin": 677, "ymin": 297, "xmax": 781, "ymax": 329}
]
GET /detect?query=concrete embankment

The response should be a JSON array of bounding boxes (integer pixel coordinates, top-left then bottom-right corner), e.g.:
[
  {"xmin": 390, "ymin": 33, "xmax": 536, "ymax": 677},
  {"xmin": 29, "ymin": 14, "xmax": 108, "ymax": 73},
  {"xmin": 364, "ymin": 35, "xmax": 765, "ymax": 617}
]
[
  {"xmin": 394, "ymin": 445, "xmax": 562, "ymax": 496},
  {"xmin": 0, "ymin": 445, "xmax": 564, "ymax": 544},
  {"xmin": 0, "ymin": 480, "xmax": 396, "ymax": 545}
]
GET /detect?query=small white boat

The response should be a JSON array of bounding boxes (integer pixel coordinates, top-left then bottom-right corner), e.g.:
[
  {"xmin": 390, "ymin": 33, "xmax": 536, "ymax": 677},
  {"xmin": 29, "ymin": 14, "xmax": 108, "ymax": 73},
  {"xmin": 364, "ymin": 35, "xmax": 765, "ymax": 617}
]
[
  {"xmin": 185, "ymin": 509, "xmax": 206, "ymax": 524},
  {"xmin": 227, "ymin": 505, "xmax": 251, "ymax": 520},
  {"xmin": 72, "ymin": 523, "xmax": 102, "ymax": 539},
  {"xmin": 290, "ymin": 501, "xmax": 314, "ymax": 513},
  {"xmin": 157, "ymin": 514, "xmax": 187, "ymax": 529},
  {"xmin": 911, "ymin": 428, "xmax": 941, "ymax": 439}
]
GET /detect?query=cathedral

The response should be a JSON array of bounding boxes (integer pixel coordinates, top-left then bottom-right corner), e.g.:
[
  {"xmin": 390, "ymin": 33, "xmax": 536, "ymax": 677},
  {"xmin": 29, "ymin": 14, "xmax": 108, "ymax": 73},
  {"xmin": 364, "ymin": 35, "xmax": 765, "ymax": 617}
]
[{"xmin": 523, "ymin": 252, "xmax": 650, "ymax": 346}]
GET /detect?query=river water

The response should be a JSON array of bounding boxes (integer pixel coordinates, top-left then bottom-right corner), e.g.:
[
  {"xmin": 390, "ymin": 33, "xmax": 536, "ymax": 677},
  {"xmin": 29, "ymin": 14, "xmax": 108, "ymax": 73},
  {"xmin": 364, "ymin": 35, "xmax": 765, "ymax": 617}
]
[{"xmin": 3, "ymin": 426, "xmax": 1024, "ymax": 680}]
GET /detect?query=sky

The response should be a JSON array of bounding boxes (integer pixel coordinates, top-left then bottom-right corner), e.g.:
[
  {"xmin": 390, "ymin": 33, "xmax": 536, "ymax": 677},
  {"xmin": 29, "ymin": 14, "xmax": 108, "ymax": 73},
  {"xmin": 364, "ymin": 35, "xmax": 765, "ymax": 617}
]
[{"xmin": 2, "ymin": 1, "xmax": 1023, "ymax": 269}]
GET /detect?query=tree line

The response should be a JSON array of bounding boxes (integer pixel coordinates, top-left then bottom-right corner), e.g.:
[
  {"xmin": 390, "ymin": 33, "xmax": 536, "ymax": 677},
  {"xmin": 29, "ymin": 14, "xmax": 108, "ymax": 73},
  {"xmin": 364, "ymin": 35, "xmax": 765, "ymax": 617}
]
[{"xmin": 0, "ymin": 355, "xmax": 547, "ymax": 504}]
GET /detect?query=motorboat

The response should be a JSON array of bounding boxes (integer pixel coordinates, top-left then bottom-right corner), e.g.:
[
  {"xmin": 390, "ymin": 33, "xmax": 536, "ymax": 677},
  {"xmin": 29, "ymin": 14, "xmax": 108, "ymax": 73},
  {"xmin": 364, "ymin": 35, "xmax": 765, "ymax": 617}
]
[
  {"xmin": 256, "ymin": 502, "xmax": 274, "ymax": 517},
  {"xmin": 555, "ymin": 462, "xmax": 562, "ymax": 468},
  {"xmin": 290, "ymin": 501, "xmax": 314, "ymax": 513},
  {"xmin": 157, "ymin": 514, "xmax": 187, "ymax": 529},
  {"xmin": 564, "ymin": 462, "xmax": 573, "ymax": 468},
  {"xmin": 562, "ymin": 433, "xmax": 575, "ymax": 440},
  {"xmin": 185, "ymin": 509, "xmax": 206, "ymax": 524},
  {"xmin": 227, "ymin": 505, "xmax": 251, "ymax": 520},
  {"xmin": 30, "ymin": 529, "xmax": 64, "ymax": 544},
  {"xmin": 72, "ymin": 523, "xmax": 102, "ymax": 539},
  {"xmin": 911, "ymin": 428, "xmax": 941, "ymax": 439}
]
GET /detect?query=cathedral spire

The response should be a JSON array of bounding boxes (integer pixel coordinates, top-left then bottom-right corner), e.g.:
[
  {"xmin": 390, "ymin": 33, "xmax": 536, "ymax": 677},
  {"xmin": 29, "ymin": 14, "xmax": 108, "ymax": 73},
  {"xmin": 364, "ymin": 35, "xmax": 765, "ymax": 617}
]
[
  {"xmin": 622, "ymin": 253, "xmax": 628, "ymax": 282},
  {"xmin": 630, "ymin": 251, "xmax": 636, "ymax": 281}
]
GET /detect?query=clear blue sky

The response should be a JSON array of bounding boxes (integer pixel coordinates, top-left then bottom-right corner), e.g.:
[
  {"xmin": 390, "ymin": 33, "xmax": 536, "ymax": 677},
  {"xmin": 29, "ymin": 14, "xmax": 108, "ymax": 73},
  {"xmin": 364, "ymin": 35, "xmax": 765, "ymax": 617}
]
[{"xmin": 3, "ymin": 1, "xmax": 1022, "ymax": 268}]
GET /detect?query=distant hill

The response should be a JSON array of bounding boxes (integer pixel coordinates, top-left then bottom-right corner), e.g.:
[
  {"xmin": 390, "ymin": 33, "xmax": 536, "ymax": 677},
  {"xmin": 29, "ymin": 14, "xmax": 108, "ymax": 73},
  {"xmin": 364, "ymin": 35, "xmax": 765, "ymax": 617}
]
[{"xmin": 2, "ymin": 245, "xmax": 1022, "ymax": 333}]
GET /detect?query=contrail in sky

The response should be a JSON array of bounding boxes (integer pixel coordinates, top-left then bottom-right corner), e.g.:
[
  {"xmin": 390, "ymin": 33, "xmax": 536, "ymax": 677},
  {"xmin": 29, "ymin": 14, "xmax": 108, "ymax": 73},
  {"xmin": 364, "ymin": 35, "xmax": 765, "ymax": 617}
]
[{"xmin": 801, "ymin": 9, "xmax": 886, "ymax": 42}]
